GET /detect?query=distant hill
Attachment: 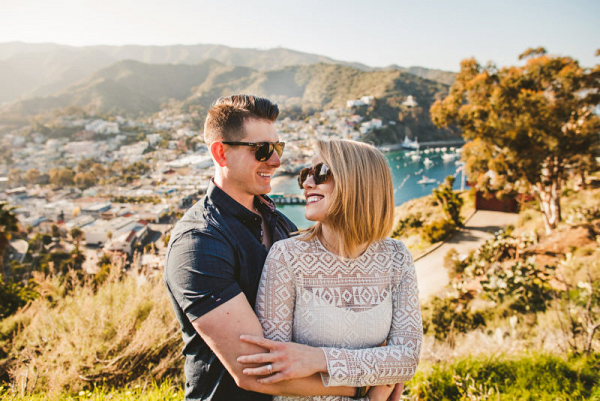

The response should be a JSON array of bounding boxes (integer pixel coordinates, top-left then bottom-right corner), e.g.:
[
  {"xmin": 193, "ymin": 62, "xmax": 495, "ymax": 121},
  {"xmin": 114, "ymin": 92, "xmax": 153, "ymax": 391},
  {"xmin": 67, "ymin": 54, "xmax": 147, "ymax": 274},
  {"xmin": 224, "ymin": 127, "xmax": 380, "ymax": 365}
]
[
  {"xmin": 1, "ymin": 59, "xmax": 457, "ymax": 143},
  {"xmin": 0, "ymin": 42, "xmax": 454, "ymax": 104}
]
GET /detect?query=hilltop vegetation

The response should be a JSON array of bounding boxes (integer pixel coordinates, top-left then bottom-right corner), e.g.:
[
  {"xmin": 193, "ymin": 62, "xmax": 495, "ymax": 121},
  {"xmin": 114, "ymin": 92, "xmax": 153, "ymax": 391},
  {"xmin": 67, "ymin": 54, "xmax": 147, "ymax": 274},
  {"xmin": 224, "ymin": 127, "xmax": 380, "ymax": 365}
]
[
  {"xmin": 0, "ymin": 42, "xmax": 454, "ymax": 105},
  {"xmin": 1, "ymin": 180, "xmax": 598, "ymax": 399},
  {"xmin": 1, "ymin": 59, "xmax": 456, "ymax": 143}
]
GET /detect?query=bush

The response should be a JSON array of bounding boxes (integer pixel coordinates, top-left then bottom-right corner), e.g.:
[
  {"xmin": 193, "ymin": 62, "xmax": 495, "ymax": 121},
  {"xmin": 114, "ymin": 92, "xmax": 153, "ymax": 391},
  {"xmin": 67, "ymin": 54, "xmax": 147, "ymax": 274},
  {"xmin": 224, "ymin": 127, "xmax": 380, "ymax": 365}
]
[
  {"xmin": 1, "ymin": 270, "xmax": 183, "ymax": 395},
  {"xmin": 481, "ymin": 258, "xmax": 555, "ymax": 313},
  {"xmin": 408, "ymin": 353, "xmax": 600, "ymax": 400},
  {"xmin": 423, "ymin": 219, "xmax": 457, "ymax": 243},
  {"xmin": 422, "ymin": 296, "xmax": 485, "ymax": 341}
]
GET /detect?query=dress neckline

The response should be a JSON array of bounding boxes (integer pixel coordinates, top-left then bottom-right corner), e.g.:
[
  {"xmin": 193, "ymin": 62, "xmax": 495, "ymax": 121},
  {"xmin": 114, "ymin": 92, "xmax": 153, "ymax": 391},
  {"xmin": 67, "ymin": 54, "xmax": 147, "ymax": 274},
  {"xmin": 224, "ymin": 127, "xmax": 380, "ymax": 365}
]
[{"xmin": 314, "ymin": 236, "xmax": 374, "ymax": 262}]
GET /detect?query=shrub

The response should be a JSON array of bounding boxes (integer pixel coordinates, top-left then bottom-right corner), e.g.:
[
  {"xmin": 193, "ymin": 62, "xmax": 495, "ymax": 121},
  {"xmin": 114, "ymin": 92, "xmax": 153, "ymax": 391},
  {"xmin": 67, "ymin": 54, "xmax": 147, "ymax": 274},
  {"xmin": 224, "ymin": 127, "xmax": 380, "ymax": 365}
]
[
  {"xmin": 423, "ymin": 219, "xmax": 457, "ymax": 243},
  {"xmin": 408, "ymin": 353, "xmax": 600, "ymax": 400},
  {"xmin": 1, "ymin": 270, "xmax": 183, "ymax": 395},
  {"xmin": 481, "ymin": 258, "xmax": 555, "ymax": 313},
  {"xmin": 422, "ymin": 296, "xmax": 485, "ymax": 341}
]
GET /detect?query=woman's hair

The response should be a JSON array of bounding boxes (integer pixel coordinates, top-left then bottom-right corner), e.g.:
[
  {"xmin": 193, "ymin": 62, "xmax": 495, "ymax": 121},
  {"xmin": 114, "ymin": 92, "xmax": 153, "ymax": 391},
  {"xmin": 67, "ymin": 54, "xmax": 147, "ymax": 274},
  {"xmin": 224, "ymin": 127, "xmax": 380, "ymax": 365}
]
[{"xmin": 299, "ymin": 139, "xmax": 395, "ymax": 257}]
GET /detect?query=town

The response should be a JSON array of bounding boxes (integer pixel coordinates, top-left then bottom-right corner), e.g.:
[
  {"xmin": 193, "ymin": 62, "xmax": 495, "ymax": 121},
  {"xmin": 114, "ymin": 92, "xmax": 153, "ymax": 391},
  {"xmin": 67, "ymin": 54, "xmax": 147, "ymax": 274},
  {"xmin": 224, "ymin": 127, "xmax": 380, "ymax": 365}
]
[{"xmin": 0, "ymin": 94, "xmax": 419, "ymax": 275}]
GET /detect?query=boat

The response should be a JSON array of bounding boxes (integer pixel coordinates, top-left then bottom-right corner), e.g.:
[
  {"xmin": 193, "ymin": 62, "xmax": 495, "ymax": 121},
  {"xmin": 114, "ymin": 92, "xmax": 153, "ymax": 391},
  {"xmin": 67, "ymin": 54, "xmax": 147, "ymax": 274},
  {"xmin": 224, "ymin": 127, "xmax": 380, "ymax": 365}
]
[
  {"xmin": 442, "ymin": 153, "xmax": 458, "ymax": 162},
  {"xmin": 417, "ymin": 176, "xmax": 437, "ymax": 184},
  {"xmin": 423, "ymin": 157, "xmax": 434, "ymax": 167},
  {"xmin": 401, "ymin": 135, "xmax": 420, "ymax": 150},
  {"xmin": 411, "ymin": 153, "xmax": 422, "ymax": 161}
]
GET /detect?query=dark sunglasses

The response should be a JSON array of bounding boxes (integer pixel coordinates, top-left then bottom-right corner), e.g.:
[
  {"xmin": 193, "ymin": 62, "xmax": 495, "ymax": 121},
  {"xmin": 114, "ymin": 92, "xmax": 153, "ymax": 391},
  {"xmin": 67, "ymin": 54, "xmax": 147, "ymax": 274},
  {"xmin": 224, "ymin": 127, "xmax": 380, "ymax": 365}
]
[
  {"xmin": 222, "ymin": 141, "xmax": 285, "ymax": 162},
  {"xmin": 297, "ymin": 162, "xmax": 333, "ymax": 189}
]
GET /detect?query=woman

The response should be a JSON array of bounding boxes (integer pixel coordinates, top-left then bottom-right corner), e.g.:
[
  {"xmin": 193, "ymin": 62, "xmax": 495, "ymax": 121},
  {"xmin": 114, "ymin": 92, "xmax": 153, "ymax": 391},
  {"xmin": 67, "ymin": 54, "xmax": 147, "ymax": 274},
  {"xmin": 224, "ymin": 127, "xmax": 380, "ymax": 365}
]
[{"xmin": 243, "ymin": 139, "xmax": 422, "ymax": 400}]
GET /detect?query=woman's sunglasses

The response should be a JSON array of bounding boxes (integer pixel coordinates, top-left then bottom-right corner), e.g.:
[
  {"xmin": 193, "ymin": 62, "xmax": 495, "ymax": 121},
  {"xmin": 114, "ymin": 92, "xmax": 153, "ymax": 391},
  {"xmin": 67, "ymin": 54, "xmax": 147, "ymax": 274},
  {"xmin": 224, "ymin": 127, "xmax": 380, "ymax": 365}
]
[
  {"xmin": 297, "ymin": 162, "xmax": 333, "ymax": 189},
  {"xmin": 222, "ymin": 141, "xmax": 285, "ymax": 162}
]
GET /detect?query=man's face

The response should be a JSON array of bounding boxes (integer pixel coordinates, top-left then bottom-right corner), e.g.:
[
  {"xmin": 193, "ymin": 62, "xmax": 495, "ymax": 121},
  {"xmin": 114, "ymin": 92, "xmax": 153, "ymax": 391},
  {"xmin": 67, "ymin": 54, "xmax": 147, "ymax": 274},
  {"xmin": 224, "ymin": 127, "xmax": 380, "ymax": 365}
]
[{"xmin": 223, "ymin": 118, "xmax": 281, "ymax": 200}]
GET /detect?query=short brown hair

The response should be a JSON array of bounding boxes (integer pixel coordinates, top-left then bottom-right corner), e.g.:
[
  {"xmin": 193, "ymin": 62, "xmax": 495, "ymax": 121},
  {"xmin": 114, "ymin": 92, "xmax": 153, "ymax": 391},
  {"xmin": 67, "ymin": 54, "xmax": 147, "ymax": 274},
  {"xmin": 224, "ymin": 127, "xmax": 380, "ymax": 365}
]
[
  {"xmin": 203, "ymin": 94, "xmax": 279, "ymax": 145},
  {"xmin": 299, "ymin": 139, "xmax": 395, "ymax": 258}
]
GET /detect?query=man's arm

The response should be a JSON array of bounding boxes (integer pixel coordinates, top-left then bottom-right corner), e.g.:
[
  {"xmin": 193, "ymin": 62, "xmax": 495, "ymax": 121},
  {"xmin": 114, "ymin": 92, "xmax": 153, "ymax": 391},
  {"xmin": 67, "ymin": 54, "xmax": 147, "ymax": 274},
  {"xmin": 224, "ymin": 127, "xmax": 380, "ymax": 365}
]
[{"xmin": 192, "ymin": 293, "xmax": 355, "ymax": 397}]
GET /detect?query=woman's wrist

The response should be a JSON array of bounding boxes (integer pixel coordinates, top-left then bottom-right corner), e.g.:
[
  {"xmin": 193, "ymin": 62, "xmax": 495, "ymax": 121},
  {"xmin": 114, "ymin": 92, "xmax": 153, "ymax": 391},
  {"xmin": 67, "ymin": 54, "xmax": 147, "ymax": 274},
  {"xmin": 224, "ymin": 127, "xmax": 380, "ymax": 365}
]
[{"xmin": 315, "ymin": 347, "xmax": 328, "ymax": 373}]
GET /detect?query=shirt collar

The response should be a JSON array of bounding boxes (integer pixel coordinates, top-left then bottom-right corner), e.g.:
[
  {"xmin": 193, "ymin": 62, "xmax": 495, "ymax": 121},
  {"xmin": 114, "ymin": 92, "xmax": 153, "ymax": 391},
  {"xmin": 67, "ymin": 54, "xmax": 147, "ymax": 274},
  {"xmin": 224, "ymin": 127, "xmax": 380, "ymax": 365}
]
[{"xmin": 207, "ymin": 180, "xmax": 276, "ymax": 226}]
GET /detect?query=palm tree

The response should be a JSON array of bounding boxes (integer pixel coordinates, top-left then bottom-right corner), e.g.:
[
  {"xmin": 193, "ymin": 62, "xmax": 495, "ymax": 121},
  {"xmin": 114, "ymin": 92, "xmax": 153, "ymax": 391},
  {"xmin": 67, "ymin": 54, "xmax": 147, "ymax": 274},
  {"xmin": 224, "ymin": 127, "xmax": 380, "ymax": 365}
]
[{"xmin": 0, "ymin": 203, "xmax": 19, "ymax": 277}]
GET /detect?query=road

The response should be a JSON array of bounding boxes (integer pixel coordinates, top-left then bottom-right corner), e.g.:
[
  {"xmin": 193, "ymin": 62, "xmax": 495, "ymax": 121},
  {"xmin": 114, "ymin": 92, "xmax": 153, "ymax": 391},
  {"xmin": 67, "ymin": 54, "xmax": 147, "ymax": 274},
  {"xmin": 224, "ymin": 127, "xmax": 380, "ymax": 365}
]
[{"xmin": 415, "ymin": 210, "xmax": 520, "ymax": 301}]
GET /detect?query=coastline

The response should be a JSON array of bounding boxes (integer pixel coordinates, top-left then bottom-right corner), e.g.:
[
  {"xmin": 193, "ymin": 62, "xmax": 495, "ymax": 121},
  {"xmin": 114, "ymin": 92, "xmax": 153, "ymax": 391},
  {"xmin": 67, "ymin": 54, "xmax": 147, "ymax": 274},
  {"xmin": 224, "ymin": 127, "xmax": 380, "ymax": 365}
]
[{"xmin": 271, "ymin": 173, "xmax": 296, "ymax": 189}]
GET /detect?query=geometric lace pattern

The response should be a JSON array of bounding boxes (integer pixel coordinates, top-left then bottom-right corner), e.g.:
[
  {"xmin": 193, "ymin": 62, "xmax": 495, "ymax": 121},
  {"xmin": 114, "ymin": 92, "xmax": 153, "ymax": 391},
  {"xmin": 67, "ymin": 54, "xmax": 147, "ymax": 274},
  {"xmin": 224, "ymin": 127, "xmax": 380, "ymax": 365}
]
[{"xmin": 255, "ymin": 237, "xmax": 423, "ymax": 401}]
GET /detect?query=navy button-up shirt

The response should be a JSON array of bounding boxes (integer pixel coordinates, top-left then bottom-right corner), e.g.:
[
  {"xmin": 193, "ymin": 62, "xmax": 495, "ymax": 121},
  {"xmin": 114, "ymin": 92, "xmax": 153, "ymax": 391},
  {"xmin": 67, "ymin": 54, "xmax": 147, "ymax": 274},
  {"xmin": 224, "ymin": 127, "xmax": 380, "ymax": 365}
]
[{"xmin": 164, "ymin": 181, "xmax": 297, "ymax": 401}]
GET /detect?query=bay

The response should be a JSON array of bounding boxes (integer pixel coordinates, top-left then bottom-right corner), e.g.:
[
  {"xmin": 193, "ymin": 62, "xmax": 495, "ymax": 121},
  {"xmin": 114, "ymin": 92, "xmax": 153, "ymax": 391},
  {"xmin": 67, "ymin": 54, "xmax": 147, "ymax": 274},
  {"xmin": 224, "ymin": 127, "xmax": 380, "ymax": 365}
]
[{"xmin": 272, "ymin": 149, "xmax": 465, "ymax": 229}]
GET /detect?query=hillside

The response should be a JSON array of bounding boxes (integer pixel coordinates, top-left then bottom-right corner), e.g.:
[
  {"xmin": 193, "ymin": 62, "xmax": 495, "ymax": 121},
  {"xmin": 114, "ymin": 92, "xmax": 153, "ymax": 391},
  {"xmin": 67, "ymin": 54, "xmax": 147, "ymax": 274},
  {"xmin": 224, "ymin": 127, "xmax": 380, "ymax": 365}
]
[
  {"xmin": 0, "ymin": 42, "xmax": 454, "ymax": 104},
  {"xmin": 1, "ymin": 59, "xmax": 456, "ymax": 142}
]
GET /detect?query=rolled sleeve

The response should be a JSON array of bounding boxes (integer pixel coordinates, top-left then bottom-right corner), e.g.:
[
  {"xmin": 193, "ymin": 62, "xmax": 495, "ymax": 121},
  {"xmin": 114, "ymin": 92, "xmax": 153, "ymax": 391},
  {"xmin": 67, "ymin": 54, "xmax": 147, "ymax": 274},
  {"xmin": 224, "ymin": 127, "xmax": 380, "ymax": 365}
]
[{"xmin": 164, "ymin": 229, "xmax": 242, "ymax": 322}]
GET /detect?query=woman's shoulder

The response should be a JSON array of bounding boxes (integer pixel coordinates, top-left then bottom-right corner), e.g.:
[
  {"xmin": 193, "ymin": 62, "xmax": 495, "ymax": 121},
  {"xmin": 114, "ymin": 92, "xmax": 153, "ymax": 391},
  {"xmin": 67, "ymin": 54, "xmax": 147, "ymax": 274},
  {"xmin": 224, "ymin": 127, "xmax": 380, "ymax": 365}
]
[
  {"xmin": 269, "ymin": 236, "xmax": 315, "ymax": 255},
  {"xmin": 375, "ymin": 237, "xmax": 411, "ymax": 255}
]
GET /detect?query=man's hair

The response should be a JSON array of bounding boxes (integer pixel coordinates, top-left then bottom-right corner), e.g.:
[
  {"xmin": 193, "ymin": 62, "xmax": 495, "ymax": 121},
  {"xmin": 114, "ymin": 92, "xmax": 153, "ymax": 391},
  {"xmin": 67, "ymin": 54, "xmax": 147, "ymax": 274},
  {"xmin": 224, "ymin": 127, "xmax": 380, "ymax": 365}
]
[
  {"xmin": 203, "ymin": 94, "xmax": 279, "ymax": 145},
  {"xmin": 299, "ymin": 139, "xmax": 395, "ymax": 258}
]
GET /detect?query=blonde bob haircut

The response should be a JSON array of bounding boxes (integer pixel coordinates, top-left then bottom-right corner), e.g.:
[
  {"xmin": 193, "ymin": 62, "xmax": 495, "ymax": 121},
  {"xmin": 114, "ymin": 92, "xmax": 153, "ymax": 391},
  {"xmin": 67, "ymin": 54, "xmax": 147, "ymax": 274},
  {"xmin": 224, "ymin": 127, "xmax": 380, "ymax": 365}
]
[{"xmin": 298, "ymin": 139, "xmax": 395, "ymax": 258}]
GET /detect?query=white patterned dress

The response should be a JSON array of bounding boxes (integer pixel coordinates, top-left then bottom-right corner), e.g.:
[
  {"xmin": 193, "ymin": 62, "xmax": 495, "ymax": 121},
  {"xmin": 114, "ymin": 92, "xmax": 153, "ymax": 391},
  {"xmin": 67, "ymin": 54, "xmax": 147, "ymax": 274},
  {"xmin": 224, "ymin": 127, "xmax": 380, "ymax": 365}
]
[{"xmin": 255, "ymin": 236, "xmax": 423, "ymax": 401}]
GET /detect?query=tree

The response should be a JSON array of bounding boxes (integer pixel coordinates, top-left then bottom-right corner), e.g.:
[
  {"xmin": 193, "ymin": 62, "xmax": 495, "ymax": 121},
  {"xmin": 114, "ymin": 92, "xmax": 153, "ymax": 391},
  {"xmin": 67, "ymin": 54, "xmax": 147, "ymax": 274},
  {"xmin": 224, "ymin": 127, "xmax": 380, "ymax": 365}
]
[
  {"xmin": 0, "ymin": 203, "xmax": 19, "ymax": 278},
  {"xmin": 431, "ymin": 48, "xmax": 600, "ymax": 233},
  {"xmin": 8, "ymin": 168, "xmax": 22, "ymax": 187},
  {"xmin": 74, "ymin": 171, "xmax": 96, "ymax": 189},
  {"xmin": 432, "ymin": 176, "xmax": 464, "ymax": 227},
  {"xmin": 25, "ymin": 168, "xmax": 41, "ymax": 185},
  {"xmin": 70, "ymin": 227, "xmax": 84, "ymax": 248}
]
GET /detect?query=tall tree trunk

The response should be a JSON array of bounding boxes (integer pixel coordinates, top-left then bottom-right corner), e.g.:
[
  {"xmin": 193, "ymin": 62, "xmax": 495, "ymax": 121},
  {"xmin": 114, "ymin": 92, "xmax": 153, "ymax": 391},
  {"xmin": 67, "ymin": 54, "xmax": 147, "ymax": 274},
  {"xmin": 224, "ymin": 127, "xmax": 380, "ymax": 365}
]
[{"xmin": 537, "ymin": 178, "xmax": 562, "ymax": 235}]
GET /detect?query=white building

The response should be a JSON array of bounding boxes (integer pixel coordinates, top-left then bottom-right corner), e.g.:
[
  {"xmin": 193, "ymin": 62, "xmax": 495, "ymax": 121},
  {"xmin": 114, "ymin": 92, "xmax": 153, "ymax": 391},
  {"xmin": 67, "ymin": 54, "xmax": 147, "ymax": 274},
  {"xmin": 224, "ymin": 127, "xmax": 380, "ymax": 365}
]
[{"xmin": 402, "ymin": 95, "xmax": 418, "ymax": 107}]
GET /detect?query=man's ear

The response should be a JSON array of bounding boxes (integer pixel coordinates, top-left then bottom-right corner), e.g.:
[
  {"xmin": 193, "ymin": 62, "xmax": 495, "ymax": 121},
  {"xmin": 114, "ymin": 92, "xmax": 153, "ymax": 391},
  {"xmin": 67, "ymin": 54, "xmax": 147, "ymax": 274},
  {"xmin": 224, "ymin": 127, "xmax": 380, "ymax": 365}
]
[{"xmin": 210, "ymin": 142, "xmax": 227, "ymax": 167}]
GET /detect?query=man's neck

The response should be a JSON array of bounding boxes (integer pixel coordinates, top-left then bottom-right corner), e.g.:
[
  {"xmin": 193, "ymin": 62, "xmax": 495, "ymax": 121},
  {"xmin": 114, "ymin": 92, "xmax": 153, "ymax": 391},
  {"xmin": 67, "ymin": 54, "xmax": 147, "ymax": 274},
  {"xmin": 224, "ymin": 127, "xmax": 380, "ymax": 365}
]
[{"xmin": 213, "ymin": 176, "xmax": 257, "ymax": 213}]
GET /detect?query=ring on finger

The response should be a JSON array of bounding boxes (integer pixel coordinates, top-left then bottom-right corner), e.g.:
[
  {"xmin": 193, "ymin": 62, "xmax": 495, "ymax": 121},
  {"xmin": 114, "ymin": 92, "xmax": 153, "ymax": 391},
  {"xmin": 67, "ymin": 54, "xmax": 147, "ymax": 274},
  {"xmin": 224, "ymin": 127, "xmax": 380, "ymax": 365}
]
[{"xmin": 267, "ymin": 364, "xmax": 273, "ymax": 375}]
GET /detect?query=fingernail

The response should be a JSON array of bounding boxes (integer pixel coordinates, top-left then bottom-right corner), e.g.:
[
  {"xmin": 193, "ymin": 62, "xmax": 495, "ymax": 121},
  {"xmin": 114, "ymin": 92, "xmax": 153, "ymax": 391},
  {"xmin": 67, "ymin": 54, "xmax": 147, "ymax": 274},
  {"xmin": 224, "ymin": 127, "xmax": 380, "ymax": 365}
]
[
  {"xmin": 240, "ymin": 335, "xmax": 246, "ymax": 340},
  {"xmin": 243, "ymin": 369, "xmax": 248, "ymax": 374}
]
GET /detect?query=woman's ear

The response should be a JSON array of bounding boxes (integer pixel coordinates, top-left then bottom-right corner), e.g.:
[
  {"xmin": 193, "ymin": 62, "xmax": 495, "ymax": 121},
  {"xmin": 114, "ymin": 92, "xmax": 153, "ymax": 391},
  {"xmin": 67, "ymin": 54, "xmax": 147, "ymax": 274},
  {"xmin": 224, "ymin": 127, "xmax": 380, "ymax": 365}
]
[{"xmin": 210, "ymin": 142, "xmax": 227, "ymax": 167}]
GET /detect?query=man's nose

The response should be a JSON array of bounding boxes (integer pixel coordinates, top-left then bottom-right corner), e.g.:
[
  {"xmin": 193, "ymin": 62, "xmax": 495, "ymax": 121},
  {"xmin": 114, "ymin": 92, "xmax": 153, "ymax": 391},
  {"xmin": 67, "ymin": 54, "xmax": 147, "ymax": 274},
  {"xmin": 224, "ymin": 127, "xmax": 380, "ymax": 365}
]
[{"xmin": 266, "ymin": 149, "xmax": 281, "ymax": 167}]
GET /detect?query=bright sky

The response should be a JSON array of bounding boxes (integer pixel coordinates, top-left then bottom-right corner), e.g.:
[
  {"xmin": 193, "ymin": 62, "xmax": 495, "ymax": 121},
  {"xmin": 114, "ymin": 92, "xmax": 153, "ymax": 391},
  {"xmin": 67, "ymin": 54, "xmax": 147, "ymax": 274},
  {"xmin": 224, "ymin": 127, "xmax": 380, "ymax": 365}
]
[{"xmin": 1, "ymin": 0, "xmax": 598, "ymax": 71}]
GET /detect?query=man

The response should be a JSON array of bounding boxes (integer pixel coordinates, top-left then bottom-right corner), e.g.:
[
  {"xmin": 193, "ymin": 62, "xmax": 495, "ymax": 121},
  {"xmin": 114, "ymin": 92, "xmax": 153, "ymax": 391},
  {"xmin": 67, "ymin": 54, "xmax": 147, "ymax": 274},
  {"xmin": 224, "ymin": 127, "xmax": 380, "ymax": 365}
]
[{"xmin": 164, "ymin": 95, "xmax": 360, "ymax": 400}]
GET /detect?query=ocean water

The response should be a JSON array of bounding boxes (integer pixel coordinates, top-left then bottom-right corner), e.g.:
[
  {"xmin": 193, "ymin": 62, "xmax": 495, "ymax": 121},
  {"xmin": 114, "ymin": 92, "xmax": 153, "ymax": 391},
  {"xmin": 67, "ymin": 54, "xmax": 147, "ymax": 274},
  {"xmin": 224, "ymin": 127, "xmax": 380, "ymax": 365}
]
[{"xmin": 272, "ymin": 149, "xmax": 465, "ymax": 229}]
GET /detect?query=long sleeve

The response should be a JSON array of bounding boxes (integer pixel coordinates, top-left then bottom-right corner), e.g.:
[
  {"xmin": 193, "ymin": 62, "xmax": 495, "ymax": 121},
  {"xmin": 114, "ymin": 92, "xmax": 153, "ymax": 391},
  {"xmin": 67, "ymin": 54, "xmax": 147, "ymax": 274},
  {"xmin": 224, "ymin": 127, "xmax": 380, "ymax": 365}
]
[
  {"xmin": 319, "ymin": 245, "xmax": 423, "ymax": 387},
  {"xmin": 255, "ymin": 241, "xmax": 295, "ymax": 342}
]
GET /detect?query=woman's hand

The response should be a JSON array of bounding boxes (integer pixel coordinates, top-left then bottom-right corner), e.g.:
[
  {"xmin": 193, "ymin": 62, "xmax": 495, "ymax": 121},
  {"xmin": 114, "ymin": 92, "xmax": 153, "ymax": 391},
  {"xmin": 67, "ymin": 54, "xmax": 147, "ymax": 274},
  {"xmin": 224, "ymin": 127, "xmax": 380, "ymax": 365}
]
[
  {"xmin": 366, "ymin": 383, "xmax": 403, "ymax": 401},
  {"xmin": 237, "ymin": 335, "xmax": 327, "ymax": 384},
  {"xmin": 366, "ymin": 384, "xmax": 394, "ymax": 401}
]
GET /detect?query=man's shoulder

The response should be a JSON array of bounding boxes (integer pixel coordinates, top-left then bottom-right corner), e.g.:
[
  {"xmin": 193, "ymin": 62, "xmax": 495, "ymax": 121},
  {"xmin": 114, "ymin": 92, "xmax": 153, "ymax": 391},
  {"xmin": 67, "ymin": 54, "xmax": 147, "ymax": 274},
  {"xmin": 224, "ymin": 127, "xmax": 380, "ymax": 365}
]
[{"xmin": 168, "ymin": 197, "xmax": 231, "ymax": 248}]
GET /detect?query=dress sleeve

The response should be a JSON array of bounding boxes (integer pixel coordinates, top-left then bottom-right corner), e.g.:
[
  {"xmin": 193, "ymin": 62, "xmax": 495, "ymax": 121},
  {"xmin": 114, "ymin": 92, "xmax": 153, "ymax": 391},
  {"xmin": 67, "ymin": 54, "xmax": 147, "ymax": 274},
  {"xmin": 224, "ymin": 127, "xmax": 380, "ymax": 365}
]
[
  {"xmin": 320, "ymin": 243, "xmax": 423, "ymax": 387},
  {"xmin": 255, "ymin": 240, "xmax": 295, "ymax": 342}
]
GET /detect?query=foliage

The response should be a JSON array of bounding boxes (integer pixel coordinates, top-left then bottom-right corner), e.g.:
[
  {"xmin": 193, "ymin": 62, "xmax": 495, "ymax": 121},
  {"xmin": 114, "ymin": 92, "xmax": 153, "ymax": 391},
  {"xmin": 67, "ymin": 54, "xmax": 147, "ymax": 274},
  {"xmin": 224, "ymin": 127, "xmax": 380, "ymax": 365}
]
[
  {"xmin": 0, "ymin": 203, "xmax": 19, "ymax": 277},
  {"xmin": 421, "ymin": 296, "xmax": 485, "ymax": 341},
  {"xmin": 408, "ymin": 353, "xmax": 600, "ymax": 400},
  {"xmin": 551, "ymin": 254, "xmax": 600, "ymax": 355},
  {"xmin": 422, "ymin": 219, "xmax": 457, "ymax": 243},
  {"xmin": 432, "ymin": 176, "xmax": 464, "ymax": 226},
  {"xmin": 431, "ymin": 48, "xmax": 600, "ymax": 233},
  {"xmin": 0, "ymin": 266, "xmax": 183, "ymax": 395},
  {"xmin": 392, "ymin": 212, "xmax": 423, "ymax": 238},
  {"xmin": 481, "ymin": 257, "xmax": 555, "ymax": 313},
  {"xmin": 0, "ymin": 276, "xmax": 37, "ymax": 319},
  {"xmin": 0, "ymin": 380, "xmax": 183, "ymax": 400}
]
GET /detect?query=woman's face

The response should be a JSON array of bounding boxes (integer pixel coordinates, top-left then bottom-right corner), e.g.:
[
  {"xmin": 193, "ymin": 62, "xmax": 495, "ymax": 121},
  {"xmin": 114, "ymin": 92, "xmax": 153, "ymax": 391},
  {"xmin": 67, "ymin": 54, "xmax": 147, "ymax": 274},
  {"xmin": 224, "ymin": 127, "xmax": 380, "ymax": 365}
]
[{"xmin": 302, "ymin": 154, "xmax": 335, "ymax": 223}]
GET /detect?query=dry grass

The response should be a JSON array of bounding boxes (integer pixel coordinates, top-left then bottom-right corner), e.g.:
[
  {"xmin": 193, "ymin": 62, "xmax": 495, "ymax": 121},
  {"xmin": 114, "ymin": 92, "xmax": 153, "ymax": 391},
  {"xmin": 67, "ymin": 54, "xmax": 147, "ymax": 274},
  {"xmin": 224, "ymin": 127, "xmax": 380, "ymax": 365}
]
[{"xmin": 0, "ymin": 263, "xmax": 183, "ymax": 397}]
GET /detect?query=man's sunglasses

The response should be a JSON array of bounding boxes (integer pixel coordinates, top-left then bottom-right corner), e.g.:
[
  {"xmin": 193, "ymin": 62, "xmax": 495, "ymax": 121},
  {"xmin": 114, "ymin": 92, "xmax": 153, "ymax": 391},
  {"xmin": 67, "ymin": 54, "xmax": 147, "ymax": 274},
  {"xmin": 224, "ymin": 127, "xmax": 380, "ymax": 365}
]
[
  {"xmin": 297, "ymin": 162, "xmax": 333, "ymax": 189},
  {"xmin": 222, "ymin": 141, "xmax": 285, "ymax": 162}
]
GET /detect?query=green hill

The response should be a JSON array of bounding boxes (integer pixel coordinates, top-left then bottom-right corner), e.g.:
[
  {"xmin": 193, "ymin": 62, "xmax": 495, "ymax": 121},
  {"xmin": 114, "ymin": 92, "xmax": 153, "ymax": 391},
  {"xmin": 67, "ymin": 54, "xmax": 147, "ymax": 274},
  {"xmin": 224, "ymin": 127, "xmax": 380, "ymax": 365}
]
[
  {"xmin": 2, "ymin": 59, "xmax": 457, "ymax": 142},
  {"xmin": 0, "ymin": 42, "xmax": 454, "ymax": 104}
]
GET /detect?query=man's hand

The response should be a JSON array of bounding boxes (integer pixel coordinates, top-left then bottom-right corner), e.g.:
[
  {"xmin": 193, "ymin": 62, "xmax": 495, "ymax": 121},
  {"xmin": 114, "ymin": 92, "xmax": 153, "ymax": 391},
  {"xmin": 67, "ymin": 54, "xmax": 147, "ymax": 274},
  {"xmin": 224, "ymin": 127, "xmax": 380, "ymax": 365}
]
[{"xmin": 237, "ymin": 335, "xmax": 327, "ymax": 384}]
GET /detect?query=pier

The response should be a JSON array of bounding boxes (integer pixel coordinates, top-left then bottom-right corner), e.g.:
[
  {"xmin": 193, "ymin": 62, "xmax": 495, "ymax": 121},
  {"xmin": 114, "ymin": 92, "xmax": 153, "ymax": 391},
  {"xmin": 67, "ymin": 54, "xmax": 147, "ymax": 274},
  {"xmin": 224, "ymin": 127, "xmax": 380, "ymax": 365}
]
[
  {"xmin": 378, "ymin": 139, "xmax": 466, "ymax": 153},
  {"xmin": 269, "ymin": 193, "xmax": 306, "ymax": 205}
]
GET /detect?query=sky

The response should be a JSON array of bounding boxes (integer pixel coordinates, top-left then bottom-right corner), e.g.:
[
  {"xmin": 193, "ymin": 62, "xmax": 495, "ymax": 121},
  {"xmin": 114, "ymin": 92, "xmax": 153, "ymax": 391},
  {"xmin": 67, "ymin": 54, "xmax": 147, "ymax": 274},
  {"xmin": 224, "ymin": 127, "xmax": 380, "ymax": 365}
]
[{"xmin": 1, "ymin": 0, "xmax": 598, "ymax": 71}]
